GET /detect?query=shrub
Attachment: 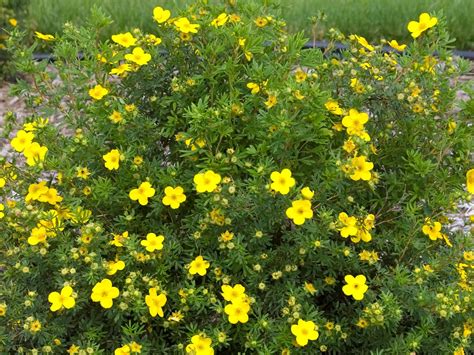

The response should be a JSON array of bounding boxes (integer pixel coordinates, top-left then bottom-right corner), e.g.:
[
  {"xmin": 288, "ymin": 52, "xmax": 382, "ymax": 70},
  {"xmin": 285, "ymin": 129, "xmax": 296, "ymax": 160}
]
[
  {"xmin": 1, "ymin": 1, "xmax": 473, "ymax": 353},
  {"xmin": 0, "ymin": 0, "xmax": 29, "ymax": 79}
]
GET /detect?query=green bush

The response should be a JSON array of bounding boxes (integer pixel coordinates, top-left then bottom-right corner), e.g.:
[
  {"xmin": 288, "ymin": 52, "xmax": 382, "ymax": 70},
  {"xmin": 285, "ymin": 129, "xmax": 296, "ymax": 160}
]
[
  {"xmin": 1, "ymin": 1, "xmax": 473, "ymax": 354},
  {"xmin": 0, "ymin": 0, "xmax": 29, "ymax": 79}
]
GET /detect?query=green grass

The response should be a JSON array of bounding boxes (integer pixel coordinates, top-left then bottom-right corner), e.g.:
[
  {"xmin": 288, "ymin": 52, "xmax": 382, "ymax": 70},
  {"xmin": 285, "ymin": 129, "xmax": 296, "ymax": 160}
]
[{"xmin": 28, "ymin": 0, "xmax": 474, "ymax": 49}]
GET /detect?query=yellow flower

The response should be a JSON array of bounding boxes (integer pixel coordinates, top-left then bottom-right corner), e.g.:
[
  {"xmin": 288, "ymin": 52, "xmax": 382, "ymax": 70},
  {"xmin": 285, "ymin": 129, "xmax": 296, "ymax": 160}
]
[
  {"xmin": 291, "ymin": 319, "xmax": 319, "ymax": 346},
  {"xmin": 103, "ymin": 149, "xmax": 121, "ymax": 170},
  {"xmin": 286, "ymin": 199, "xmax": 313, "ymax": 225},
  {"xmin": 254, "ymin": 17, "xmax": 268, "ymax": 28},
  {"xmin": 422, "ymin": 219, "xmax": 443, "ymax": 240},
  {"xmin": 106, "ymin": 260, "xmax": 125, "ymax": 275},
  {"xmin": 37, "ymin": 187, "xmax": 63, "ymax": 205},
  {"xmin": 114, "ymin": 345, "xmax": 131, "ymax": 355},
  {"xmin": 338, "ymin": 212, "xmax": 358, "ymax": 238},
  {"xmin": 342, "ymin": 109, "xmax": 370, "ymax": 141},
  {"xmin": 447, "ymin": 121, "xmax": 457, "ymax": 134},
  {"xmin": 0, "ymin": 204, "xmax": 4, "ymax": 219},
  {"xmin": 186, "ymin": 335, "xmax": 214, "ymax": 355},
  {"xmin": 180, "ymin": 32, "xmax": 192, "ymax": 41},
  {"xmin": 125, "ymin": 47, "xmax": 152, "ymax": 66},
  {"xmin": 264, "ymin": 94, "xmax": 277, "ymax": 109},
  {"xmin": 350, "ymin": 78, "xmax": 365, "ymax": 93},
  {"xmin": 35, "ymin": 31, "xmax": 55, "ymax": 41},
  {"xmin": 351, "ymin": 34, "xmax": 374, "ymax": 51},
  {"xmin": 194, "ymin": 170, "xmax": 222, "ymax": 193},
  {"xmin": 76, "ymin": 167, "xmax": 91, "ymax": 179},
  {"xmin": 168, "ymin": 310, "xmax": 184, "ymax": 322},
  {"xmin": 325, "ymin": 100, "xmax": 344, "ymax": 115},
  {"xmin": 466, "ymin": 169, "xmax": 474, "ymax": 194},
  {"xmin": 0, "ymin": 303, "xmax": 6, "ymax": 316},
  {"xmin": 350, "ymin": 156, "xmax": 374, "ymax": 181},
  {"xmin": 293, "ymin": 90, "xmax": 305, "ymax": 100},
  {"xmin": 145, "ymin": 287, "xmax": 167, "ymax": 317},
  {"xmin": 342, "ymin": 274, "xmax": 368, "ymax": 300},
  {"xmin": 110, "ymin": 231, "xmax": 129, "ymax": 247},
  {"xmin": 294, "ymin": 68, "xmax": 307, "ymax": 83},
  {"xmin": 10, "ymin": 130, "xmax": 34, "ymax": 152},
  {"xmin": 464, "ymin": 251, "xmax": 474, "ymax": 262},
  {"xmin": 48, "ymin": 286, "xmax": 75, "ymax": 312},
  {"xmin": 110, "ymin": 64, "xmax": 132, "ymax": 76},
  {"xmin": 25, "ymin": 181, "xmax": 49, "ymax": 202},
  {"xmin": 301, "ymin": 187, "xmax": 314, "ymax": 200},
  {"xmin": 343, "ymin": 139, "xmax": 357, "ymax": 153},
  {"xmin": 270, "ymin": 168, "xmax": 296, "ymax": 195},
  {"xmin": 30, "ymin": 320, "xmax": 42, "ymax": 332},
  {"xmin": 23, "ymin": 142, "xmax": 48, "ymax": 166},
  {"xmin": 145, "ymin": 34, "xmax": 162, "ymax": 46},
  {"xmin": 111, "ymin": 32, "xmax": 137, "ymax": 48},
  {"xmin": 125, "ymin": 104, "xmax": 136, "ymax": 112},
  {"xmin": 224, "ymin": 300, "xmax": 250, "ymax": 324},
  {"xmin": 189, "ymin": 255, "xmax": 210, "ymax": 276},
  {"xmin": 28, "ymin": 226, "xmax": 48, "ymax": 245},
  {"xmin": 129, "ymin": 182, "xmax": 156, "ymax": 205},
  {"xmin": 219, "ymin": 230, "xmax": 234, "ymax": 242},
  {"xmin": 356, "ymin": 318, "xmax": 369, "ymax": 328},
  {"xmin": 153, "ymin": 6, "xmax": 171, "ymax": 24},
  {"xmin": 211, "ymin": 13, "xmax": 228, "ymax": 27},
  {"xmin": 359, "ymin": 250, "xmax": 379, "ymax": 264},
  {"xmin": 174, "ymin": 17, "xmax": 200, "ymax": 34},
  {"xmin": 133, "ymin": 156, "xmax": 143, "ymax": 165},
  {"xmin": 221, "ymin": 284, "xmax": 246, "ymax": 303},
  {"xmin": 246, "ymin": 82, "xmax": 260, "ymax": 94},
  {"xmin": 129, "ymin": 342, "xmax": 142, "ymax": 353},
  {"xmin": 162, "ymin": 186, "xmax": 186, "ymax": 209},
  {"xmin": 140, "ymin": 233, "xmax": 165, "ymax": 252},
  {"xmin": 67, "ymin": 344, "xmax": 80, "ymax": 354},
  {"xmin": 388, "ymin": 40, "xmax": 406, "ymax": 51},
  {"xmin": 89, "ymin": 84, "xmax": 109, "ymax": 100},
  {"xmin": 8, "ymin": 18, "xmax": 17, "ymax": 26},
  {"xmin": 407, "ymin": 13, "xmax": 438, "ymax": 39},
  {"xmin": 91, "ymin": 279, "xmax": 119, "ymax": 309},
  {"xmin": 304, "ymin": 282, "xmax": 317, "ymax": 295},
  {"xmin": 0, "ymin": 177, "xmax": 5, "ymax": 188}
]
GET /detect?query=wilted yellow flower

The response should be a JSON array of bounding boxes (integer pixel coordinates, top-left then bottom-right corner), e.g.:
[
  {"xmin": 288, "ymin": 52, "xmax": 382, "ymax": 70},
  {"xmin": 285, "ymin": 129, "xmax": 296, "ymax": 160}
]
[{"xmin": 35, "ymin": 31, "xmax": 55, "ymax": 41}]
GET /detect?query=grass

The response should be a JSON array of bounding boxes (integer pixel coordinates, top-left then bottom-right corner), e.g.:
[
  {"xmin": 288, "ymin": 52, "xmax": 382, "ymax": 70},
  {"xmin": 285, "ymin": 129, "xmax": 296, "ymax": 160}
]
[{"xmin": 28, "ymin": 0, "xmax": 474, "ymax": 49}]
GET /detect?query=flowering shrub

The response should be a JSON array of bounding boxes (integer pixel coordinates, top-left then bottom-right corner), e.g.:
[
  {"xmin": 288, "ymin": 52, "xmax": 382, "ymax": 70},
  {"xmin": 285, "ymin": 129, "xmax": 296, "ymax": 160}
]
[
  {"xmin": 1, "ymin": 1, "xmax": 473, "ymax": 353},
  {"xmin": 0, "ymin": 0, "xmax": 29, "ymax": 78}
]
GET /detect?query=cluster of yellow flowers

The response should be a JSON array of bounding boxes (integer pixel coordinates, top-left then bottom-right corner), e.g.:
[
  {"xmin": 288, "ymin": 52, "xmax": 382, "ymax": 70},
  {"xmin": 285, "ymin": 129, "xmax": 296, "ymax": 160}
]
[
  {"xmin": 338, "ymin": 212, "xmax": 375, "ymax": 243},
  {"xmin": 10, "ymin": 129, "xmax": 48, "ymax": 166},
  {"xmin": 269, "ymin": 169, "xmax": 315, "ymax": 225},
  {"xmin": 3, "ymin": 5, "xmax": 473, "ymax": 353},
  {"xmin": 221, "ymin": 284, "xmax": 251, "ymax": 324}
]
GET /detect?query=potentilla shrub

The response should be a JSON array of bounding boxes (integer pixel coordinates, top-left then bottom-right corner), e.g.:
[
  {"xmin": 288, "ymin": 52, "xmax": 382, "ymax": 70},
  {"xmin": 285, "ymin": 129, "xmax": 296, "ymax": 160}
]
[{"xmin": 1, "ymin": 1, "xmax": 473, "ymax": 354}]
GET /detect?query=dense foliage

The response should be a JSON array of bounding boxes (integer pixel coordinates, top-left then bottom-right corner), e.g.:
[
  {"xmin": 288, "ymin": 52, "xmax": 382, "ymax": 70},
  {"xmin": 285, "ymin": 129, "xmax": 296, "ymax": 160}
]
[{"xmin": 1, "ymin": 1, "xmax": 473, "ymax": 354}]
